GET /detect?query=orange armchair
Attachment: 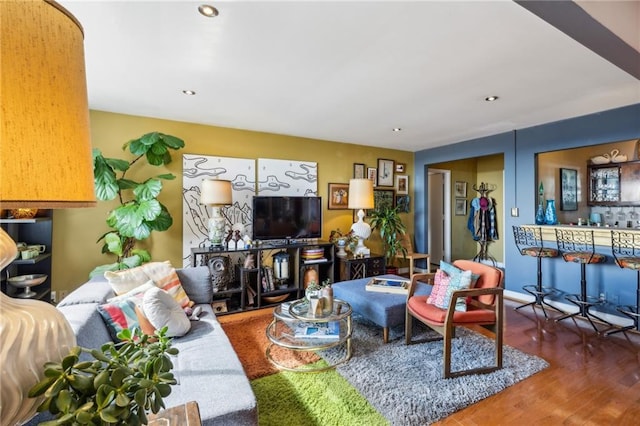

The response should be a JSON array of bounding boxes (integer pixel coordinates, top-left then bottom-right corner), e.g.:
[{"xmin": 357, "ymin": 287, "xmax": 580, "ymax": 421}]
[{"xmin": 405, "ymin": 259, "xmax": 504, "ymax": 378}]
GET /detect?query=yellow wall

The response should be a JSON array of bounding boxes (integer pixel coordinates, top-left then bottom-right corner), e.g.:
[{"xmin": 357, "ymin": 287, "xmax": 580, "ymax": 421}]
[
  {"xmin": 431, "ymin": 154, "xmax": 505, "ymax": 263},
  {"xmin": 52, "ymin": 111, "xmax": 414, "ymax": 293}
]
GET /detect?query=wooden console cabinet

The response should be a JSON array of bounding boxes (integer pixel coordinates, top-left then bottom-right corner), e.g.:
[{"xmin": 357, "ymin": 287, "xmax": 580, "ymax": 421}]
[
  {"xmin": 191, "ymin": 241, "xmax": 335, "ymax": 315},
  {"xmin": 337, "ymin": 253, "xmax": 385, "ymax": 281}
]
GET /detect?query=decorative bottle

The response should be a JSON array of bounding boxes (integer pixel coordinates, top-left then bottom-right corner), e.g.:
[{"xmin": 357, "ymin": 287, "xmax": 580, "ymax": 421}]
[
  {"xmin": 321, "ymin": 283, "xmax": 334, "ymax": 315},
  {"xmin": 544, "ymin": 199, "xmax": 557, "ymax": 225},
  {"xmin": 535, "ymin": 204, "xmax": 545, "ymax": 225}
]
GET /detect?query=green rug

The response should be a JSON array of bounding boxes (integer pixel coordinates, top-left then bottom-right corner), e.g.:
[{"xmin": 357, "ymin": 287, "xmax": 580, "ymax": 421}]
[{"xmin": 251, "ymin": 360, "xmax": 387, "ymax": 426}]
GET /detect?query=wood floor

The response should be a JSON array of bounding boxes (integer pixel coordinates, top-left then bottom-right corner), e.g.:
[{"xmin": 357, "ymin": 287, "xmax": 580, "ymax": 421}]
[{"xmin": 436, "ymin": 299, "xmax": 640, "ymax": 425}]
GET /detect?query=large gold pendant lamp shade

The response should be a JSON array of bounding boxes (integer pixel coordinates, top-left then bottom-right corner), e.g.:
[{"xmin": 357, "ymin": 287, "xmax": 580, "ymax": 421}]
[
  {"xmin": 1, "ymin": 0, "xmax": 94, "ymax": 208},
  {"xmin": 1, "ymin": 1, "xmax": 95, "ymax": 424}
]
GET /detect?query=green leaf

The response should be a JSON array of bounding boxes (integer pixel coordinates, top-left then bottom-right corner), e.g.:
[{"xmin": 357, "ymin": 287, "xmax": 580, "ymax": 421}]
[
  {"xmin": 134, "ymin": 179, "xmax": 162, "ymax": 201},
  {"xmin": 137, "ymin": 199, "xmax": 161, "ymax": 221},
  {"xmin": 159, "ymin": 133, "xmax": 185, "ymax": 149},
  {"xmin": 115, "ymin": 392, "xmax": 130, "ymax": 407},
  {"xmin": 156, "ymin": 383, "xmax": 172, "ymax": 397},
  {"xmin": 28, "ymin": 375, "xmax": 57, "ymax": 397},
  {"xmin": 55, "ymin": 389, "xmax": 72, "ymax": 412},
  {"xmin": 61, "ymin": 354, "xmax": 78, "ymax": 371},
  {"xmin": 139, "ymin": 132, "xmax": 161, "ymax": 146},
  {"xmin": 93, "ymin": 154, "xmax": 119, "ymax": 201},
  {"xmin": 146, "ymin": 204, "xmax": 173, "ymax": 232},
  {"xmin": 104, "ymin": 157, "xmax": 130, "ymax": 172},
  {"xmin": 112, "ymin": 368, "xmax": 127, "ymax": 387},
  {"xmin": 121, "ymin": 254, "xmax": 145, "ymax": 269},
  {"xmin": 156, "ymin": 173, "xmax": 176, "ymax": 180},
  {"xmin": 104, "ymin": 232, "xmax": 124, "ymax": 256},
  {"xmin": 75, "ymin": 411, "xmax": 93, "ymax": 424}
]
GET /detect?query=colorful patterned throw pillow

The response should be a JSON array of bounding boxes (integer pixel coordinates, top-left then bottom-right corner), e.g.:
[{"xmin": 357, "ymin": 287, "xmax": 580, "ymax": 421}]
[
  {"xmin": 438, "ymin": 261, "xmax": 479, "ymax": 311},
  {"xmin": 426, "ymin": 269, "xmax": 451, "ymax": 308}
]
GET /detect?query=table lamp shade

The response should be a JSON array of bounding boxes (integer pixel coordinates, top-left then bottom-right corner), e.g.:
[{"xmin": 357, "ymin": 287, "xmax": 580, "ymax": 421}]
[
  {"xmin": 0, "ymin": 0, "xmax": 95, "ymax": 208},
  {"xmin": 0, "ymin": 2, "xmax": 93, "ymax": 424},
  {"xmin": 348, "ymin": 179, "xmax": 374, "ymax": 210},
  {"xmin": 200, "ymin": 179, "xmax": 233, "ymax": 206}
]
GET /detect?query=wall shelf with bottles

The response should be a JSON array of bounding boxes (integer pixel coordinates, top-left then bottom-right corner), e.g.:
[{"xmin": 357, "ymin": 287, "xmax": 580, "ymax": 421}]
[{"xmin": 588, "ymin": 161, "xmax": 640, "ymax": 207}]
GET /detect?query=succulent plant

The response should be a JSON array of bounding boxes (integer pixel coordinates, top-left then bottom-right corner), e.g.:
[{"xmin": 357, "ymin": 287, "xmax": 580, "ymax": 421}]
[{"xmin": 29, "ymin": 327, "xmax": 178, "ymax": 426}]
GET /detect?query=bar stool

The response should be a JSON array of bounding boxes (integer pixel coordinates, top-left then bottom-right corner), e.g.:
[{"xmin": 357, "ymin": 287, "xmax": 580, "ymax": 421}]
[
  {"xmin": 512, "ymin": 225, "xmax": 560, "ymax": 318},
  {"xmin": 608, "ymin": 230, "xmax": 640, "ymax": 335},
  {"xmin": 554, "ymin": 228, "xmax": 609, "ymax": 332}
]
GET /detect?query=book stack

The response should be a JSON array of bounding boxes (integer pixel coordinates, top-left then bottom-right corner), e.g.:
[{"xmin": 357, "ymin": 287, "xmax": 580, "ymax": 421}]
[
  {"xmin": 365, "ymin": 277, "xmax": 411, "ymax": 294},
  {"xmin": 293, "ymin": 321, "xmax": 340, "ymax": 339}
]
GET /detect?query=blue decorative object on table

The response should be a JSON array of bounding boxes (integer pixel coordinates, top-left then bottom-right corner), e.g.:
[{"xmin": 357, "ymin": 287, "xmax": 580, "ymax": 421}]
[
  {"xmin": 535, "ymin": 204, "xmax": 546, "ymax": 225},
  {"xmin": 545, "ymin": 199, "xmax": 557, "ymax": 225}
]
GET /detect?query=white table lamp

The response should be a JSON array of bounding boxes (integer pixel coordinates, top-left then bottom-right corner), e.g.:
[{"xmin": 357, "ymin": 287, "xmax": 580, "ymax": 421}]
[
  {"xmin": 348, "ymin": 179, "xmax": 375, "ymax": 256},
  {"xmin": 1, "ymin": 1, "xmax": 95, "ymax": 424},
  {"xmin": 200, "ymin": 179, "xmax": 233, "ymax": 248}
]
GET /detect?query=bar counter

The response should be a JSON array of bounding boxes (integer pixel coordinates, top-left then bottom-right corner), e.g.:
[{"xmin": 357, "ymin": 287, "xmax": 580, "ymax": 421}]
[{"xmin": 536, "ymin": 224, "xmax": 640, "ymax": 247}]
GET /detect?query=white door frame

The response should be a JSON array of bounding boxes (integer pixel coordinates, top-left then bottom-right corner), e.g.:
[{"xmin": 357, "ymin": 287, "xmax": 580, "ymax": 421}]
[{"xmin": 427, "ymin": 168, "xmax": 451, "ymax": 264}]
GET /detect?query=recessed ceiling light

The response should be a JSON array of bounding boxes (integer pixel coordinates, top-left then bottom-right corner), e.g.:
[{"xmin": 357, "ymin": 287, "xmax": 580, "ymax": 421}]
[
  {"xmin": 182, "ymin": 90, "xmax": 196, "ymax": 95},
  {"xmin": 198, "ymin": 4, "xmax": 219, "ymax": 17},
  {"xmin": 485, "ymin": 96, "xmax": 499, "ymax": 102},
  {"xmin": 392, "ymin": 127, "xmax": 402, "ymax": 132}
]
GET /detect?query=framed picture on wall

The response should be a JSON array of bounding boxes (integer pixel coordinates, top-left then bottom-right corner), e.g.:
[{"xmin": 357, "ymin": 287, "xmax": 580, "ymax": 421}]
[
  {"xmin": 396, "ymin": 175, "xmax": 408, "ymax": 195},
  {"xmin": 353, "ymin": 163, "xmax": 365, "ymax": 179},
  {"xmin": 396, "ymin": 195, "xmax": 410, "ymax": 213},
  {"xmin": 377, "ymin": 158, "xmax": 395, "ymax": 187},
  {"xmin": 454, "ymin": 181, "xmax": 467, "ymax": 198},
  {"xmin": 455, "ymin": 198, "xmax": 467, "ymax": 216},
  {"xmin": 560, "ymin": 168, "xmax": 578, "ymax": 211},
  {"xmin": 373, "ymin": 189, "xmax": 395, "ymax": 211},
  {"xmin": 328, "ymin": 183, "xmax": 350, "ymax": 210},
  {"xmin": 367, "ymin": 167, "xmax": 377, "ymax": 186}
]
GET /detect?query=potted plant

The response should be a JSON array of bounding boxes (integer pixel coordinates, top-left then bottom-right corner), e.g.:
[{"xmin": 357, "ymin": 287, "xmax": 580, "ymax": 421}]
[
  {"xmin": 329, "ymin": 228, "xmax": 357, "ymax": 257},
  {"xmin": 91, "ymin": 132, "xmax": 185, "ymax": 277},
  {"xmin": 369, "ymin": 204, "xmax": 408, "ymax": 274},
  {"xmin": 29, "ymin": 327, "xmax": 178, "ymax": 426}
]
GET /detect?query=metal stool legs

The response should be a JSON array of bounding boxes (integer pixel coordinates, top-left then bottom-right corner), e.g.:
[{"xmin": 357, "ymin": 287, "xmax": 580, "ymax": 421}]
[
  {"xmin": 555, "ymin": 262, "xmax": 611, "ymax": 333},
  {"xmin": 514, "ymin": 255, "xmax": 559, "ymax": 319}
]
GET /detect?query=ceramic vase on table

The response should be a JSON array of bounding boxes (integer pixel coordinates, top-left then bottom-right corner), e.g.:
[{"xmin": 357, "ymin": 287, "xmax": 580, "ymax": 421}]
[{"xmin": 545, "ymin": 199, "xmax": 557, "ymax": 225}]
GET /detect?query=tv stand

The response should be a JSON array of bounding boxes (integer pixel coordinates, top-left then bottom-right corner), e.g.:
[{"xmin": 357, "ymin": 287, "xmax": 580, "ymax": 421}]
[{"xmin": 190, "ymin": 241, "xmax": 335, "ymax": 315}]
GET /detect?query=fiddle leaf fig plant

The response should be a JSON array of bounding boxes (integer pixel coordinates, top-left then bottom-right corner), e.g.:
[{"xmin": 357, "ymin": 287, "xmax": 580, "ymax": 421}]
[
  {"xmin": 29, "ymin": 327, "xmax": 178, "ymax": 426},
  {"xmin": 91, "ymin": 132, "xmax": 185, "ymax": 277}
]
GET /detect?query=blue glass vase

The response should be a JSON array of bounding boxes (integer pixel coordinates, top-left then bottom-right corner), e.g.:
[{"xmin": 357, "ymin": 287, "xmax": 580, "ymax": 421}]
[
  {"xmin": 535, "ymin": 203, "xmax": 545, "ymax": 225},
  {"xmin": 544, "ymin": 199, "xmax": 557, "ymax": 225}
]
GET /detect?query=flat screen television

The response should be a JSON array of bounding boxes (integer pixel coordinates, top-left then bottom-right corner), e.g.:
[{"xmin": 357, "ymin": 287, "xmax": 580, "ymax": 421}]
[{"xmin": 252, "ymin": 196, "xmax": 322, "ymax": 241}]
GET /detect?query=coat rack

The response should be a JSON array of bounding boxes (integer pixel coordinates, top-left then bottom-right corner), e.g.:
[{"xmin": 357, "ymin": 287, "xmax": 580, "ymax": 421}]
[{"xmin": 471, "ymin": 182, "xmax": 498, "ymax": 266}]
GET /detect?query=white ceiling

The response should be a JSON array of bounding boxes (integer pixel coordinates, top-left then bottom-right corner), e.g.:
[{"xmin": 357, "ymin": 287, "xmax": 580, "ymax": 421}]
[{"xmin": 60, "ymin": 0, "xmax": 640, "ymax": 153}]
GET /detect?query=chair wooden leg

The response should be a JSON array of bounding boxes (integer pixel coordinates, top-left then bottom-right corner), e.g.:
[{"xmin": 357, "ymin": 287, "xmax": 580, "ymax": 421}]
[
  {"xmin": 383, "ymin": 327, "xmax": 389, "ymax": 343},
  {"xmin": 405, "ymin": 310, "xmax": 413, "ymax": 345},
  {"xmin": 443, "ymin": 322, "xmax": 454, "ymax": 378}
]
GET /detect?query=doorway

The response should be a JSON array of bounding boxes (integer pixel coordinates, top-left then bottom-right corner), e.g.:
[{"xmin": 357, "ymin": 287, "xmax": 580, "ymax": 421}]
[{"xmin": 427, "ymin": 168, "xmax": 451, "ymax": 266}]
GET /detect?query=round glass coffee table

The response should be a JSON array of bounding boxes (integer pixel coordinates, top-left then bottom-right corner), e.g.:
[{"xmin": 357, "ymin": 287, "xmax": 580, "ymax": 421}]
[{"xmin": 265, "ymin": 298, "xmax": 352, "ymax": 372}]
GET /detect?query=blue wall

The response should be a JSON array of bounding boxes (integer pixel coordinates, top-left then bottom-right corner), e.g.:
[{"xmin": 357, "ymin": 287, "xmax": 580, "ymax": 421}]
[{"xmin": 414, "ymin": 103, "xmax": 640, "ymax": 310}]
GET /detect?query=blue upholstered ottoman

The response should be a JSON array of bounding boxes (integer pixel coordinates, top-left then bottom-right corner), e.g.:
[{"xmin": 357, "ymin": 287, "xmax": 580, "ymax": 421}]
[{"xmin": 333, "ymin": 274, "xmax": 431, "ymax": 343}]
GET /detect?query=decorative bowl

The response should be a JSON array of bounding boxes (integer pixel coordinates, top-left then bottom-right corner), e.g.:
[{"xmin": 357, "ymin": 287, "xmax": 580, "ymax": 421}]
[
  {"xmin": 262, "ymin": 294, "xmax": 288, "ymax": 304},
  {"xmin": 8, "ymin": 274, "xmax": 48, "ymax": 288},
  {"xmin": 7, "ymin": 274, "xmax": 47, "ymax": 298}
]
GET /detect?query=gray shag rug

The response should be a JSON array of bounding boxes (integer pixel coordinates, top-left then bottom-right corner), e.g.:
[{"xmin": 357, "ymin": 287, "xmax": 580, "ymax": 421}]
[{"xmin": 321, "ymin": 315, "xmax": 549, "ymax": 425}]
